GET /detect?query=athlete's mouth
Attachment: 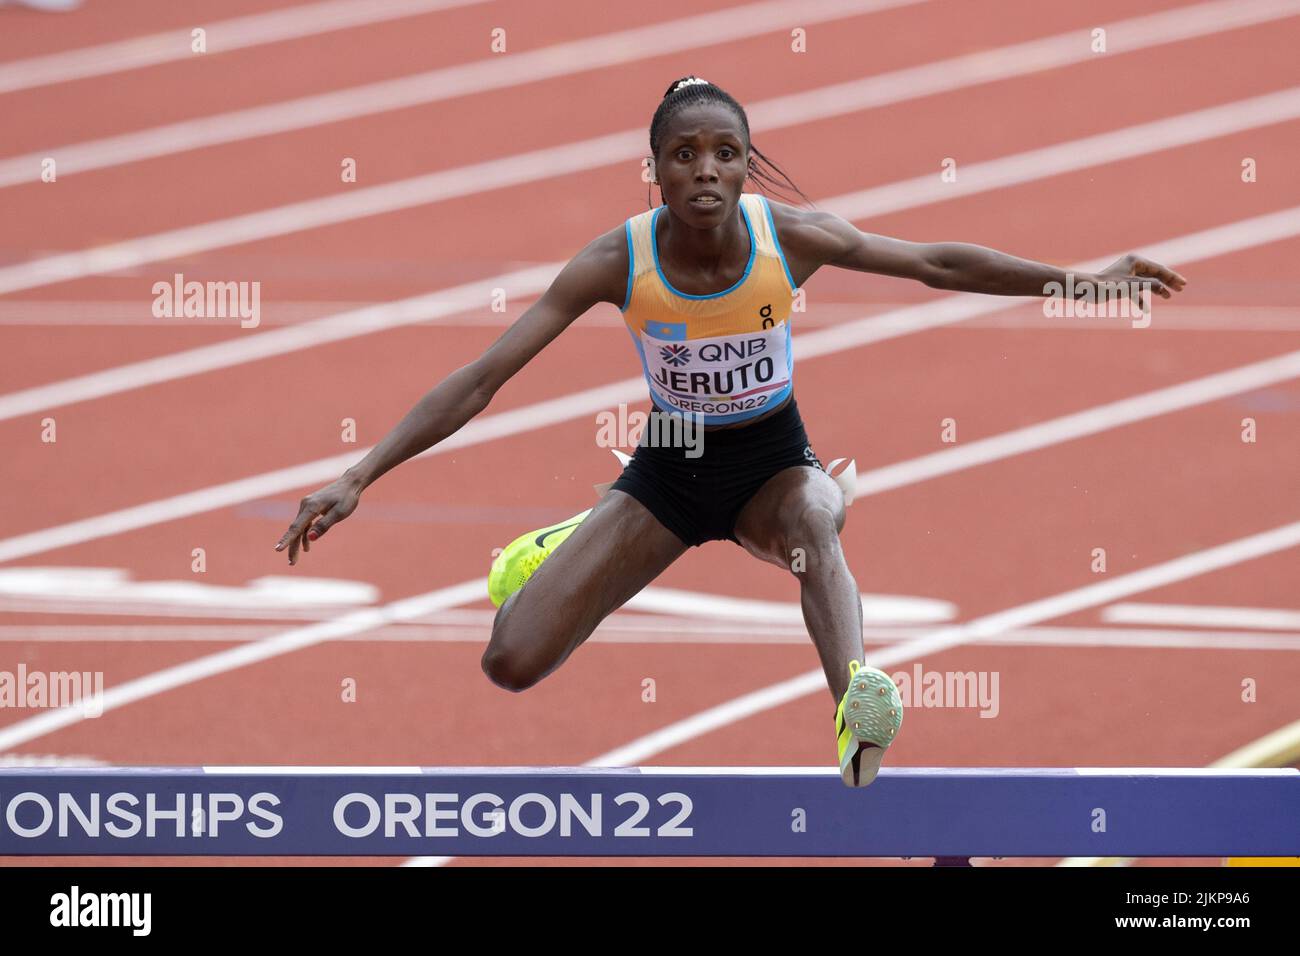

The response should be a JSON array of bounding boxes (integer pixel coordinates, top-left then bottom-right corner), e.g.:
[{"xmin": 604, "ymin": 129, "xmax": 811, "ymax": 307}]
[{"xmin": 689, "ymin": 191, "xmax": 723, "ymax": 210}]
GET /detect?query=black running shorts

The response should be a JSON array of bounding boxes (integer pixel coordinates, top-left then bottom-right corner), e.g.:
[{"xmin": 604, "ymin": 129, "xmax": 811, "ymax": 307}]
[{"xmin": 609, "ymin": 395, "xmax": 824, "ymax": 548}]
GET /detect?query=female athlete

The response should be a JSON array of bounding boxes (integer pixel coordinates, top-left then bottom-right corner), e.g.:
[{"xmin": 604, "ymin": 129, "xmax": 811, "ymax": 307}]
[{"xmin": 275, "ymin": 75, "xmax": 1186, "ymax": 787}]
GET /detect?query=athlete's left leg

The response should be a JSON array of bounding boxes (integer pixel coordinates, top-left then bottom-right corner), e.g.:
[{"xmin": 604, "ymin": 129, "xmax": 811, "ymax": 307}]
[{"xmin": 732, "ymin": 464, "xmax": 861, "ymax": 706}]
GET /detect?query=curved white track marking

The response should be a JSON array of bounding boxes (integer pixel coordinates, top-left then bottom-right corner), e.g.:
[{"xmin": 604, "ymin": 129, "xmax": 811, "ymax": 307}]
[
  {"xmin": 0, "ymin": 0, "xmax": 926, "ymax": 185},
  {"xmin": 0, "ymin": 0, "xmax": 490, "ymax": 96},
  {"xmin": 402, "ymin": 520, "xmax": 1300, "ymax": 865},
  {"xmin": 1, "ymin": 4, "xmax": 1294, "ymax": 290},
  {"xmin": 0, "ymin": 579, "xmax": 486, "ymax": 753}
]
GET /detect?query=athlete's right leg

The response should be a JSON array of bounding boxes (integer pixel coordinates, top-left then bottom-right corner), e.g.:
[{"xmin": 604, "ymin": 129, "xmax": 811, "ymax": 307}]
[{"xmin": 481, "ymin": 489, "xmax": 688, "ymax": 692}]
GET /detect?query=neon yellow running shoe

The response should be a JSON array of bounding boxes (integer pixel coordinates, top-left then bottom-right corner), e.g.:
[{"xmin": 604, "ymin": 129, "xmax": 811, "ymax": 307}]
[
  {"xmin": 835, "ymin": 659, "xmax": 903, "ymax": 787},
  {"xmin": 487, "ymin": 508, "xmax": 592, "ymax": 608}
]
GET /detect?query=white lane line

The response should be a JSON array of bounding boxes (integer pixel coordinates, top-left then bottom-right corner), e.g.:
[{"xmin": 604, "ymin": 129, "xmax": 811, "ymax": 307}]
[
  {"xmin": 955, "ymin": 304, "xmax": 1300, "ymax": 332},
  {"xmin": 0, "ymin": 753, "xmax": 109, "ymax": 767},
  {"xmin": 0, "ymin": 263, "xmax": 557, "ymax": 422},
  {"xmin": 0, "ymin": 578, "xmax": 486, "ymax": 753},
  {"xmin": 0, "ymin": 579, "xmax": 953, "ymax": 625},
  {"xmin": 585, "ymin": 521, "xmax": 1300, "ymax": 767},
  {"xmin": 1102, "ymin": 602, "xmax": 1300, "ymax": 630},
  {"xmin": 5, "ymin": 622, "xmax": 1300, "ymax": 651},
  {"xmin": 821, "ymin": 86, "xmax": 1300, "ymax": 223},
  {"xmin": 5, "ymin": 90, "xmax": 1299, "ymax": 423},
  {"xmin": 202, "ymin": 766, "xmax": 423, "ymax": 774},
  {"xmin": 0, "ymin": 0, "xmax": 925, "ymax": 186},
  {"xmin": 0, "ymin": 0, "xmax": 490, "ymax": 96},
  {"xmin": 847, "ymin": 347, "xmax": 1300, "ymax": 498},
  {"xmin": 964, "ymin": 625, "xmax": 1300, "ymax": 652},
  {"xmin": 4, "ymin": 300, "xmax": 1300, "ymax": 332},
  {"xmin": 4, "ymin": 205, "xmax": 1300, "ymax": 566},
  {"xmin": 0, "ymin": 377, "xmax": 642, "ymax": 563},
  {"xmin": 623, "ymin": 585, "xmax": 956, "ymax": 624},
  {"xmin": 2, "ymin": 3, "xmax": 1293, "ymax": 294}
]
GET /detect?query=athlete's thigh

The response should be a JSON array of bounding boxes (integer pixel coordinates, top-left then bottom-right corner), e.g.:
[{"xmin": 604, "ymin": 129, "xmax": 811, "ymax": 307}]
[
  {"xmin": 733, "ymin": 464, "xmax": 846, "ymax": 568},
  {"xmin": 494, "ymin": 488, "xmax": 688, "ymax": 652}
]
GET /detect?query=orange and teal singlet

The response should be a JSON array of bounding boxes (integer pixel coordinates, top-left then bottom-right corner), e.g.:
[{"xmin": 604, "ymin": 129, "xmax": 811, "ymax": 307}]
[{"xmin": 620, "ymin": 192, "xmax": 798, "ymax": 426}]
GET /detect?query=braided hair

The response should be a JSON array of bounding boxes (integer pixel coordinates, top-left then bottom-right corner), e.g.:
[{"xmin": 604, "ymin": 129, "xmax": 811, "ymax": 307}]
[{"xmin": 647, "ymin": 75, "xmax": 813, "ymax": 209}]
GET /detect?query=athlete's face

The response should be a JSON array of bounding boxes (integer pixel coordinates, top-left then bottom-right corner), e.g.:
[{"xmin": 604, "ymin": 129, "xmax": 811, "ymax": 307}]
[{"xmin": 654, "ymin": 104, "xmax": 749, "ymax": 225}]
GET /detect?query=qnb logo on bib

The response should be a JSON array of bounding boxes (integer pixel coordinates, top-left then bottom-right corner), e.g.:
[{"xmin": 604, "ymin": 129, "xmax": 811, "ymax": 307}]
[
  {"xmin": 659, "ymin": 343, "xmax": 691, "ymax": 367},
  {"xmin": 641, "ymin": 322, "xmax": 791, "ymax": 416}
]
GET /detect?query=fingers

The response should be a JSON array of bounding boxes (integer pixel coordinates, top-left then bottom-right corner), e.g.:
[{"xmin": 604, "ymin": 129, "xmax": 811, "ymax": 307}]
[
  {"xmin": 307, "ymin": 510, "xmax": 337, "ymax": 541},
  {"xmin": 1094, "ymin": 276, "xmax": 1167, "ymax": 314},
  {"xmin": 274, "ymin": 518, "xmax": 306, "ymax": 555},
  {"xmin": 1134, "ymin": 278, "xmax": 1170, "ymax": 302},
  {"xmin": 274, "ymin": 497, "xmax": 324, "ymax": 565},
  {"xmin": 291, "ymin": 513, "xmax": 339, "ymax": 565},
  {"xmin": 1129, "ymin": 256, "xmax": 1187, "ymax": 291},
  {"xmin": 1131, "ymin": 278, "xmax": 1168, "ymax": 313},
  {"xmin": 274, "ymin": 499, "xmax": 315, "ymax": 549}
]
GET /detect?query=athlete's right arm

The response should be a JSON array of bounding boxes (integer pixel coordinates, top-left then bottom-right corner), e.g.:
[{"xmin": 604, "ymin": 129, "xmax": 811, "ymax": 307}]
[{"xmin": 273, "ymin": 227, "xmax": 628, "ymax": 564}]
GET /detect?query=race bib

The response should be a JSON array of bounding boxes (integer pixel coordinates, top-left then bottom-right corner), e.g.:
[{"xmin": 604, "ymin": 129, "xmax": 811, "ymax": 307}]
[{"xmin": 640, "ymin": 321, "xmax": 791, "ymax": 417}]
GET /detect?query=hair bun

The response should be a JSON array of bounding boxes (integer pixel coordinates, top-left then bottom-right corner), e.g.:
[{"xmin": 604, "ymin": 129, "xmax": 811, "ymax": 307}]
[{"xmin": 665, "ymin": 75, "xmax": 710, "ymax": 97}]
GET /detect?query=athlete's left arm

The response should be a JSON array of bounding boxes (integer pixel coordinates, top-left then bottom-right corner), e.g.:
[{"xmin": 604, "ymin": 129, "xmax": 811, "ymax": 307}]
[{"xmin": 784, "ymin": 207, "xmax": 1187, "ymax": 306}]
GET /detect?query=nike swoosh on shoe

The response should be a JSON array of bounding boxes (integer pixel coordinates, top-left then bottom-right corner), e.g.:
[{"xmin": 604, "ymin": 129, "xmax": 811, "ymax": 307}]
[{"xmin": 535, "ymin": 520, "xmax": 583, "ymax": 548}]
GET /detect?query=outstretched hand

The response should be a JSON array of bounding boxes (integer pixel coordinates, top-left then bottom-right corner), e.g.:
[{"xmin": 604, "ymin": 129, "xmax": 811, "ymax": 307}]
[
  {"xmin": 273, "ymin": 475, "xmax": 362, "ymax": 565},
  {"xmin": 1096, "ymin": 253, "xmax": 1188, "ymax": 311}
]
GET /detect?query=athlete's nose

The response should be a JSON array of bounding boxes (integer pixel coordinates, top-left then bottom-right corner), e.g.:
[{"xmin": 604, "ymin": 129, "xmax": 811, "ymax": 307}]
[{"xmin": 694, "ymin": 158, "xmax": 719, "ymax": 183}]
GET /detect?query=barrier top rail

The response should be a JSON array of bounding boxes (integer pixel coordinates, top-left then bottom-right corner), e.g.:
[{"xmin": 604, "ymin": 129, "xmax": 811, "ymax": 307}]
[{"xmin": 1, "ymin": 767, "xmax": 1295, "ymax": 857}]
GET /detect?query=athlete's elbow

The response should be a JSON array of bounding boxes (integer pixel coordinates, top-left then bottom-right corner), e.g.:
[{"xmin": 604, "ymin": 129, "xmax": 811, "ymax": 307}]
[
  {"xmin": 910, "ymin": 246, "xmax": 955, "ymax": 290},
  {"xmin": 462, "ymin": 359, "xmax": 500, "ymax": 409},
  {"xmin": 918, "ymin": 261, "xmax": 959, "ymax": 290}
]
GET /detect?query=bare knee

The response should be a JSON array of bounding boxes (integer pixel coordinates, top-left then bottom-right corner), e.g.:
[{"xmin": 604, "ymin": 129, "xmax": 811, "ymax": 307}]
[
  {"xmin": 481, "ymin": 645, "xmax": 540, "ymax": 693},
  {"xmin": 784, "ymin": 505, "xmax": 844, "ymax": 578}
]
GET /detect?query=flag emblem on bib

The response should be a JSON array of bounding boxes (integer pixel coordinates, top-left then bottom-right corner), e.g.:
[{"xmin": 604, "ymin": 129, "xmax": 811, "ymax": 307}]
[
  {"xmin": 647, "ymin": 321, "xmax": 688, "ymax": 341},
  {"xmin": 659, "ymin": 343, "xmax": 691, "ymax": 366}
]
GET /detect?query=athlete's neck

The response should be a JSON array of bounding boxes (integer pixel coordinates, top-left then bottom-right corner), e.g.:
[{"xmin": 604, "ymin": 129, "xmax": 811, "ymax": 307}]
[{"xmin": 658, "ymin": 205, "xmax": 748, "ymax": 279}]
